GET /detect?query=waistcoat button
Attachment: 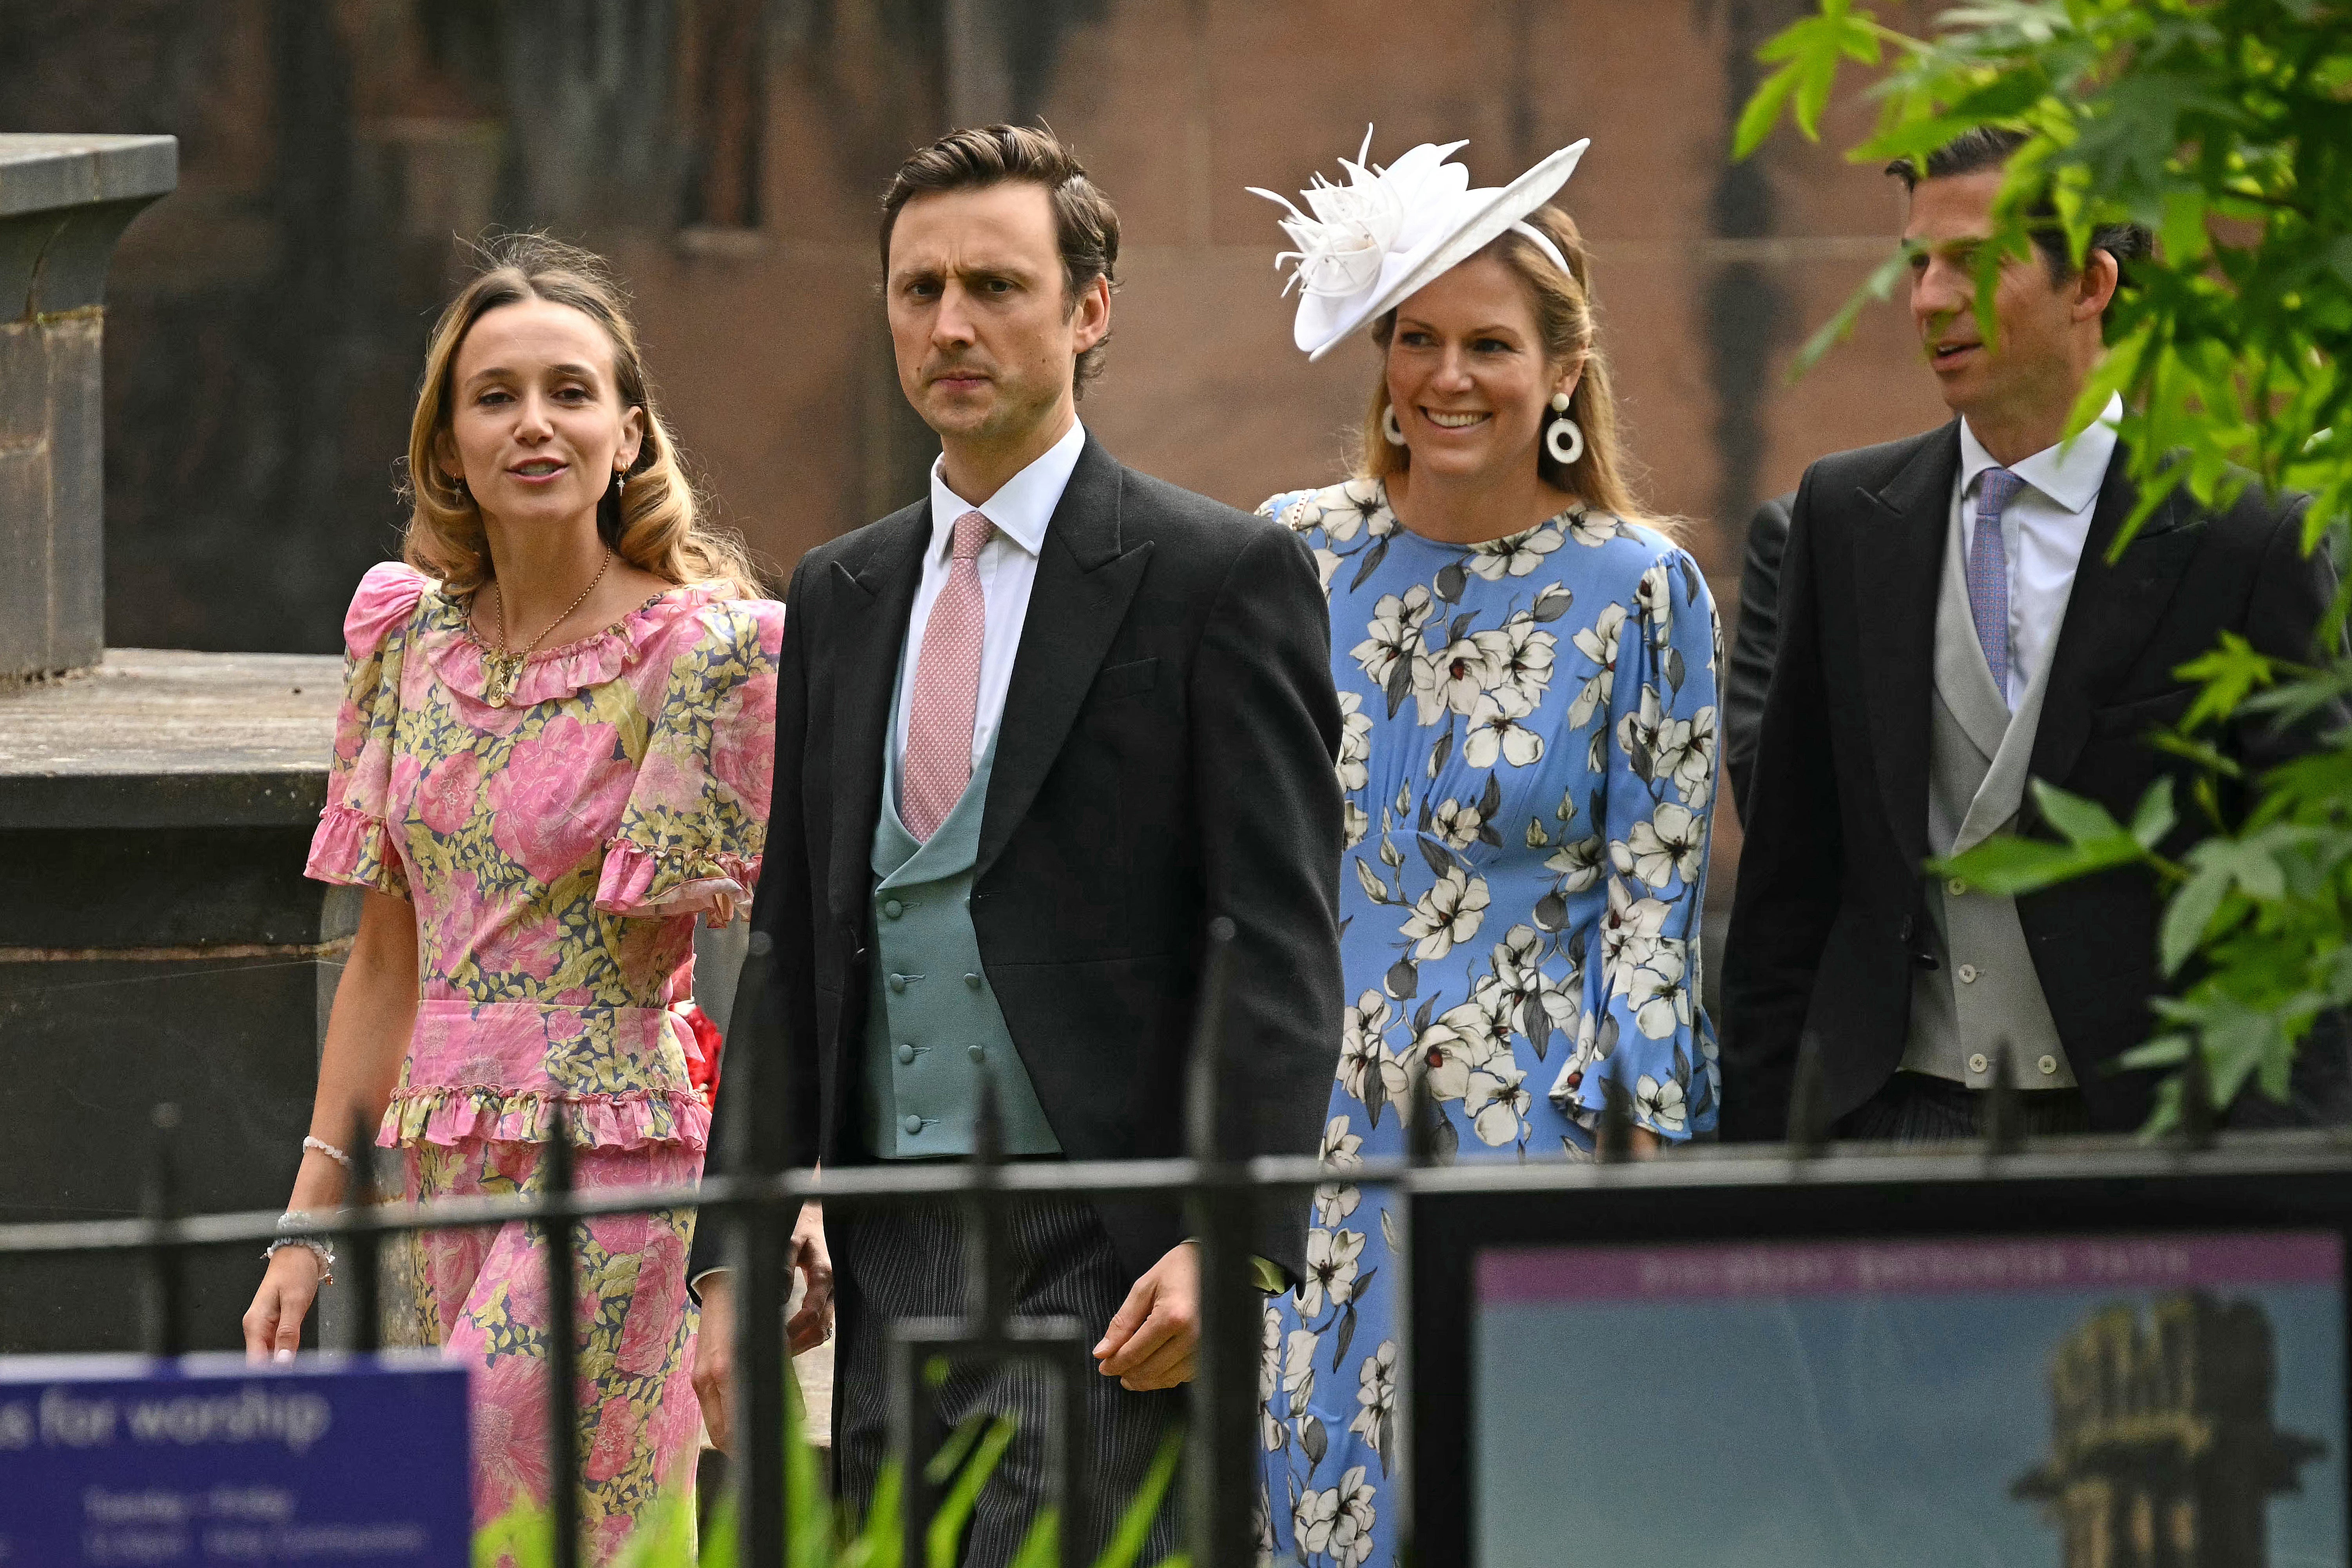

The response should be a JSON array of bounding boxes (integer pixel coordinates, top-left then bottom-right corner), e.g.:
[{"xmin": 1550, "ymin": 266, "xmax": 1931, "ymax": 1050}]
[
  {"xmin": 964, "ymin": 972, "xmax": 983, "ymax": 990},
  {"xmin": 888, "ymin": 973, "xmax": 909, "ymax": 993},
  {"xmin": 1967, "ymin": 1052, "xmax": 1990, "ymax": 1074},
  {"xmin": 1947, "ymin": 877, "xmax": 1967, "ymax": 897},
  {"xmin": 902, "ymin": 1114, "xmax": 923, "ymax": 1136},
  {"xmin": 884, "ymin": 899, "xmax": 904, "ymax": 919},
  {"xmin": 896, "ymin": 1043, "xmax": 916, "ymax": 1065},
  {"xmin": 1956, "ymin": 963, "xmax": 1979, "ymax": 984},
  {"xmin": 967, "ymin": 1044, "xmax": 987, "ymax": 1063},
  {"xmin": 2037, "ymin": 1054, "xmax": 2059, "ymax": 1076}
]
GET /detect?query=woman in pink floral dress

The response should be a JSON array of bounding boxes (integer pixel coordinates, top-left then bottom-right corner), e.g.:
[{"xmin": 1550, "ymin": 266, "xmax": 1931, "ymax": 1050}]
[{"xmin": 240, "ymin": 236, "xmax": 784, "ymax": 1558}]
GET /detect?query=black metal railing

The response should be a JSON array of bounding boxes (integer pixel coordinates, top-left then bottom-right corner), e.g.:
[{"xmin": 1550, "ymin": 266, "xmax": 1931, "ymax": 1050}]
[{"xmin": 0, "ymin": 925, "xmax": 2272, "ymax": 1567}]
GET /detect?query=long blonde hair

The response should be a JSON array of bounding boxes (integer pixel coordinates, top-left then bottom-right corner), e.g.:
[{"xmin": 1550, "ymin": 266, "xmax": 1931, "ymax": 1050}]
[
  {"xmin": 402, "ymin": 234, "xmax": 757, "ymax": 596},
  {"xmin": 1359, "ymin": 204, "xmax": 1670, "ymax": 535}
]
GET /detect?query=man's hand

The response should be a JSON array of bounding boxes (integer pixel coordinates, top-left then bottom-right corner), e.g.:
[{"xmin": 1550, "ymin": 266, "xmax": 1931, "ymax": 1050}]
[
  {"xmin": 1093, "ymin": 1241, "xmax": 1198, "ymax": 1392},
  {"xmin": 690, "ymin": 1202, "xmax": 833, "ymax": 1453}
]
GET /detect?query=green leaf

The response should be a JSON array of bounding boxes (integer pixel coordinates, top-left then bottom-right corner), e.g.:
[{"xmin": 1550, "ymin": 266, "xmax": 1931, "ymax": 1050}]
[
  {"xmin": 1089, "ymin": 1426, "xmax": 1188, "ymax": 1568},
  {"xmin": 2128, "ymin": 777, "xmax": 2177, "ymax": 851},
  {"xmin": 2160, "ymin": 865, "xmax": 2231, "ymax": 976},
  {"xmin": 2029, "ymin": 780, "xmax": 2129, "ymax": 850},
  {"xmin": 1787, "ymin": 244, "xmax": 1913, "ymax": 378},
  {"xmin": 2178, "ymin": 632, "xmax": 2278, "ymax": 730},
  {"xmin": 1733, "ymin": 62, "xmax": 1804, "ymax": 159},
  {"xmin": 929, "ymin": 1417, "xmax": 1018, "ymax": 1568},
  {"xmin": 1935, "ymin": 833, "xmax": 2137, "ymax": 896}
]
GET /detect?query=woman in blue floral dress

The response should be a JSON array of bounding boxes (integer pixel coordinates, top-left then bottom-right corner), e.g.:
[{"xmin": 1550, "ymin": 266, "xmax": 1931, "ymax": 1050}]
[{"xmin": 1249, "ymin": 134, "xmax": 1720, "ymax": 1566}]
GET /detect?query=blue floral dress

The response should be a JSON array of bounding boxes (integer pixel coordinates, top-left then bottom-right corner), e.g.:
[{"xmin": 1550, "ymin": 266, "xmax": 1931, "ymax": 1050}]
[{"xmin": 1252, "ymin": 478, "xmax": 1721, "ymax": 1567}]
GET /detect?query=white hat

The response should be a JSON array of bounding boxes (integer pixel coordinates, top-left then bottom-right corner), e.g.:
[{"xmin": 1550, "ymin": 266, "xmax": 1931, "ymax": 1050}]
[{"xmin": 1250, "ymin": 128, "xmax": 1590, "ymax": 361}]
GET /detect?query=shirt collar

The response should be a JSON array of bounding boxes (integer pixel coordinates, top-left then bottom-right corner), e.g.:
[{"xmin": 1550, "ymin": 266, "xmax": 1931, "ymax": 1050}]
[
  {"xmin": 927, "ymin": 419, "xmax": 1087, "ymax": 562},
  {"xmin": 1957, "ymin": 393, "xmax": 2122, "ymax": 517}
]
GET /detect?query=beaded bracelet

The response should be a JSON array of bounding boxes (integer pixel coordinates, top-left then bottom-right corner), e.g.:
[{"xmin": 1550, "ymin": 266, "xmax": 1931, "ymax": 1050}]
[
  {"xmin": 302, "ymin": 1135, "xmax": 354, "ymax": 1171},
  {"xmin": 263, "ymin": 1214, "xmax": 336, "ymax": 1285}
]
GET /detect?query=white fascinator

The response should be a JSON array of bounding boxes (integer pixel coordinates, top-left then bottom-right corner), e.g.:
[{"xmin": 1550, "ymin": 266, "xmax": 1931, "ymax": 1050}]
[{"xmin": 1250, "ymin": 128, "xmax": 1590, "ymax": 361}]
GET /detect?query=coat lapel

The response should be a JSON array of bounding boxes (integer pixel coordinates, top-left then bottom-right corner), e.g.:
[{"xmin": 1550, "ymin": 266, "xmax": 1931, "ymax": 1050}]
[
  {"xmin": 826, "ymin": 504, "xmax": 929, "ymax": 921},
  {"xmin": 1855, "ymin": 423, "xmax": 1960, "ymax": 870},
  {"xmin": 976, "ymin": 435, "xmax": 1154, "ymax": 881},
  {"xmin": 2028, "ymin": 447, "xmax": 2202, "ymax": 792}
]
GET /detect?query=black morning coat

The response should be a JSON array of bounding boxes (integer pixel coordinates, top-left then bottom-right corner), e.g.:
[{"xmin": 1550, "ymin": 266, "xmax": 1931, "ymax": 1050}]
[
  {"xmin": 1720, "ymin": 420, "xmax": 2352, "ymax": 1140},
  {"xmin": 691, "ymin": 434, "xmax": 1347, "ymax": 1289}
]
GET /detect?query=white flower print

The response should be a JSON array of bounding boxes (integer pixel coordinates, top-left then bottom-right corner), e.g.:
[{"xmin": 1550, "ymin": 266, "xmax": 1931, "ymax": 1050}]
[
  {"xmin": 1430, "ymin": 633, "xmax": 1499, "ymax": 719},
  {"xmin": 1624, "ymin": 802, "xmax": 1705, "ymax": 891},
  {"xmin": 1283, "ymin": 1326, "xmax": 1320, "ymax": 1413},
  {"xmin": 1615, "ymin": 682, "xmax": 1666, "ymax": 773},
  {"xmin": 1338, "ymin": 991, "xmax": 1392, "ymax": 1101},
  {"xmin": 1567, "ymin": 602, "xmax": 1628, "ymax": 726},
  {"xmin": 1259, "ymin": 1304, "xmax": 1287, "ymax": 1450},
  {"xmin": 1466, "ymin": 521, "xmax": 1564, "ymax": 580},
  {"xmin": 1315, "ymin": 1116, "xmax": 1364, "ymax": 1225},
  {"xmin": 1634, "ymin": 560, "xmax": 1674, "ymax": 631},
  {"xmin": 1464, "ymin": 690, "xmax": 1544, "ymax": 768},
  {"xmin": 1565, "ymin": 508, "xmax": 1624, "ymax": 548},
  {"xmin": 1342, "ymin": 798, "xmax": 1370, "ymax": 849},
  {"xmin": 1430, "ymin": 797, "xmax": 1485, "ymax": 851},
  {"xmin": 1600, "ymin": 878, "xmax": 1673, "ymax": 976},
  {"xmin": 1349, "ymin": 1341, "xmax": 1399, "ymax": 1455},
  {"xmin": 1351, "ymin": 585, "xmax": 1437, "ymax": 706},
  {"xmin": 1400, "ymin": 865, "xmax": 1489, "ymax": 960},
  {"xmin": 1335, "ymin": 691, "xmax": 1374, "ymax": 792},
  {"xmin": 1637, "ymin": 1071, "xmax": 1689, "ymax": 1133},
  {"xmin": 1492, "ymin": 924, "xmax": 1578, "ymax": 1039},
  {"xmin": 1295, "ymin": 1487, "xmax": 1341, "ymax": 1557},
  {"xmin": 1545, "ymin": 834, "xmax": 1606, "ymax": 893},
  {"xmin": 1299, "ymin": 1227, "xmax": 1365, "ymax": 1318},
  {"xmin": 1318, "ymin": 479, "xmax": 1393, "ymax": 545},
  {"xmin": 1466, "ymin": 1061, "xmax": 1532, "ymax": 1145},
  {"xmin": 1475, "ymin": 614, "xmax": 1557, "ymax": 711},
  {"xmin": 1329, "ymin": 1468, "xmax": 1378, "ymax": 1567},
  {"xmin": 1628, "ymin": 947, "xmax": 1693, "ymax": 1040},
  {"xmin": 1660, "ymin": 704, "xmax": 1718, "ymax": 802},
  {"xmin": 1313, "ymin": 547, "xmax": 1344, "ymax": 591}
]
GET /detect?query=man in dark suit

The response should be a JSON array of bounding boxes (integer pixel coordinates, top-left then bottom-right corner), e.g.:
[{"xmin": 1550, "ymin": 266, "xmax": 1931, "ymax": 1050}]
[
  {"xmin": 691, "ymin": 126, "xmax": 1343, "ymax": 1561},
  {"xmin": 1721, "ymin": 127, "xmax": 2346, "ymax": 1142},
  {"xmin": 1724, "ymin": 490, "xmax": 1795, "ymax": 821}
]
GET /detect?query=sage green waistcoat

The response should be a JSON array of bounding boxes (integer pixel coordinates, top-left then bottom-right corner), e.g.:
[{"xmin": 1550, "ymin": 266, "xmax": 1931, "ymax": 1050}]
[
  {"xmin": 1900, "ymin": 505, "xmax": 2078, "ymax": 1090},
  {"xmin": 861, "ymin": 682, "xmax": 1062, "ymax": 1159}
]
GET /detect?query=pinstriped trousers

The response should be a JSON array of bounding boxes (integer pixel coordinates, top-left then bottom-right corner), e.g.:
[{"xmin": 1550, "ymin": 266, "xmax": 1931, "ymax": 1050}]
[{"xmin": 831, "ymin": 1195, "xmax": 1183, "ymax": 1567}]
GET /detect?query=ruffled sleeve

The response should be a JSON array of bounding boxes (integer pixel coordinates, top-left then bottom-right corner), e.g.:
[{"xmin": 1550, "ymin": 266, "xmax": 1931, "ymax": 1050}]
[
  {"xmin": 1566, "ymin": 533, "xmax": 1723, "ymax": 1140},
  {"xmin": 305, "ymin": 562, "xmax": 430, "ymax": 899},
  {"xmin": 594, "ymin": 595, "xmax": 785, "ymax": 916}
]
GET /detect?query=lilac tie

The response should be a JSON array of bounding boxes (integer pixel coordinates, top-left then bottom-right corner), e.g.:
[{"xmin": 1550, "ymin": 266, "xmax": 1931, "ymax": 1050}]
[
  {"xmin": 902, "ymin": 510, "xmax": 994, "ymax": 842},
  {"xmin": 1969, "ymin": 467, "xmax": 2023, "ymax": 701}
]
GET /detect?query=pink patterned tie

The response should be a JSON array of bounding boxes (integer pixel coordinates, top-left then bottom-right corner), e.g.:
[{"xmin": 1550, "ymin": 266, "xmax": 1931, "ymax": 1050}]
[{"xmin": 901, "ymin": 509, "xmax": 994, "ymax": 841}]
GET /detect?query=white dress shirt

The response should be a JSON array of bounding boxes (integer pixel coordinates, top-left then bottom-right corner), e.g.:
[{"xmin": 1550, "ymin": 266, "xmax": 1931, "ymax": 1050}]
[
  {"xmin": 892, "ymin": 419, "xmax": 1087, "ymax": 779},
  {"xmin": 1953, "ymin": 394, "xmax": 2123, "ymax": 708}
]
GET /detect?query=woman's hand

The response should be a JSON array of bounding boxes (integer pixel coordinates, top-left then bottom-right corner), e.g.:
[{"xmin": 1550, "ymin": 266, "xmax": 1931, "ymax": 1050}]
[
  {"xmin": 243, "ymin": 1246, "xmax": 325, "ymax": 1362},
  {"xmin": 784, "ymin": 1201, "xmax": 833, "ymax": 1356}
]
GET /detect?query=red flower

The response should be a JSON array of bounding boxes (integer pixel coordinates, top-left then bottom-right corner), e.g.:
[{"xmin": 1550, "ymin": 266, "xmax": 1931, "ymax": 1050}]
[{"xmin": 676, "ymin": 1002, "xmax": 724, "ymax": 1109}]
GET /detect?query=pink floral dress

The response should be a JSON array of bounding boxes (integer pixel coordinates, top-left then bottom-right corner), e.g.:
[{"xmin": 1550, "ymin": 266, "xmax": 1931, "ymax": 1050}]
[{"xmin": 305, "ymin": 561, "xmax": 782, "ymax": 1557}]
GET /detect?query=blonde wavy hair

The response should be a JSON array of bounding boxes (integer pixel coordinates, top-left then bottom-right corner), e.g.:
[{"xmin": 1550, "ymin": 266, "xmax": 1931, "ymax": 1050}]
[
  {"xmin": 402, "ymin": 234, "xmax": 757, "ymax": 597},
  {"xmin": 1360, "ymin": 204, "xmax": 1675, "ymax": 538}
]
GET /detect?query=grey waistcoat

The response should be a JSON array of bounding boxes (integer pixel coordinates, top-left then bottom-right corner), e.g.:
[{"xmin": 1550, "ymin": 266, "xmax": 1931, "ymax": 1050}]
[
  {"xmin": 1899, "ymin": 506, "xmax": 2080, "ymax": 1090},
  {"xmin": 861, "ymin": 678, "xmax": 1061, "ymax": 1159}
]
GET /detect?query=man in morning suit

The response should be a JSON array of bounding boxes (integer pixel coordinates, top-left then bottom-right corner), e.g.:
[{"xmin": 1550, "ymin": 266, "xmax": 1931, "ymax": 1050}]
[
  {"xmin": 691, "ymin": 125, "xmax": 1344, "ymax": 1561},
  {"xmin": 1720, "ymin": 127, "xmax": 2348, "ymax": 1142}
]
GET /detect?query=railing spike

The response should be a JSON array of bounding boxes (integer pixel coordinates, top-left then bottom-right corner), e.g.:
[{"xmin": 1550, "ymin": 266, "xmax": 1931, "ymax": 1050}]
[
  {"xmin": 1787, "ymin": 1033, "xmax": 1831, "ymax": 1157},
  {"xmin": 1984, "ymin": 1042, "xmax": 2024, "ymax": 1156},
  {"xmin": 2180, "ymin": 1039, "xmax": 2218, "ymax": 1151},
  {"xmin": 543, "ymin": 1101, "xmax": 580, "ymax": 1568},
  {"xmin": 1597, "ymin": 1080, "xmax": 1634, "ymax": 1165},
  {"xmin": 142, "ymin": 1103, "xmax": 183, "ymax": 1360},
  {"xmin": 342, "ymin": 1104, "xmax": 380, "ymax": 1354}
]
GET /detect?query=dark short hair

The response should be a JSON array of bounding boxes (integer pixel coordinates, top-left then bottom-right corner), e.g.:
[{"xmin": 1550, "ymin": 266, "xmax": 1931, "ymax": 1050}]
[
  {"xmin": 879, "ymin": 124, "xmax": 1121, "ymax": 395},
  {"xmin": 1887, "ymin": 127, "xmax": 2151, "ymax": 319}
]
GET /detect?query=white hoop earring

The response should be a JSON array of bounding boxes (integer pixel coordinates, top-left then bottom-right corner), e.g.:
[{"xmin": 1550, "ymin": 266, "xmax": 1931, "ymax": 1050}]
[
  {"xmin": 1381, "ymin": 404, "xmax": 1407, "ymax": 447},
  {"xmin": 1545, "ymin": 391, "xmax": 1584, "ymax": 466}
]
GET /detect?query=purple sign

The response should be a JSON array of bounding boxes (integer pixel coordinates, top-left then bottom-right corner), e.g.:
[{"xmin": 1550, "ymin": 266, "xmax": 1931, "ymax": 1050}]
[
  {"xmin": 0, "ymin": 1353, "xmax": 470, "ymax": 1566},
  {"xmin": 1479, "ymin": 1227, "xmax": 2344, "ymax": 1304}
]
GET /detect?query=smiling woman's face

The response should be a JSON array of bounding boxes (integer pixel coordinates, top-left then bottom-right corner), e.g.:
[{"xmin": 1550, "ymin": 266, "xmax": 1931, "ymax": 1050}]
[
  {"xmin": 441, "ymin": 296, "xmax": 643, "ymax": 534},
  {"xmin": 1385, "ymin": 253, "xmax": 1576, "ymax": 488}
]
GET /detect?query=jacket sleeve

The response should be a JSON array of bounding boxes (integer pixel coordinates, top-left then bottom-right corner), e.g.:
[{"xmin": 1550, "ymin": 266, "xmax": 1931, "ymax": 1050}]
[
  {"xmin": 1719, "ymin": 468, "xmax": 1844, "ymax": 1141},
  {"xmin": 1189, "ymin": 522, "xmax": 1346, "ymax": 1285},
  {"xmin": 1725, "ymin": 494, "xmax": 1795, "ymax": 824},
  {"xmin": 691, "ymin": 558, "xmax": 822, "ymax": 1285}
]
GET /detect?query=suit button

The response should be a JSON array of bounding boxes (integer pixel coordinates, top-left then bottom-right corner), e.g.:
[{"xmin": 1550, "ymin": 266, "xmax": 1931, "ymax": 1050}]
[
  {"xmin": 1947, "ymin": 877, "xmax": 1967, "ymax": 897},
  {"xmin": 902, "ymin": 1114, "xmax": 923, "ymax": 1136},
  {"xmin": 884, "ymin": 899, "xmax": 904, "ymax": 920},
  {"xmin": 1957, "ymin": 963, "xmax": 1979, "ymax": 984},
  {"xmin": 2038, "ymin": 1054, "xmax": 2059, "ymax": 1076},
  {"xmin": 967, "ymin": 1044, "xmax": 987, "ymax": 1063},
  {"xmin": 964, "ymin": 973, "xmax": 983, "ymax": 990},
  {"xmin": 1898, "ymin": 916, "xmax": 1917, "ymax": 944},
  {"xmin": 888, "ymin": 973, "xmax": 908, "ymax": 994},
  {"xmin": 896, "ymin": 1043, "xmax": 916, "ymax": 1065},
  {"xmin": 1968, "ymin": 1053, "xmax": 1990, "ymax": 1074}
]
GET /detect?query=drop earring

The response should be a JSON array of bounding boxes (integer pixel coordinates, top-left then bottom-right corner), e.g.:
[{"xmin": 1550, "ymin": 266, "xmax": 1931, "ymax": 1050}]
[
  {"xmin": 1545, "ymin": 390, "xmax": 1584, "ymax": 466},
  {"xmin": 1382, "ymin": 404, "xmax": 1407, "ymax": 446}
]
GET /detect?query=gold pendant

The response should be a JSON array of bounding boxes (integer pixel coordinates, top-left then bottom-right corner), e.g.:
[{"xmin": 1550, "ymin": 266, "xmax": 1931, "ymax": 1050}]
[{"xmin": 483, "ymin": 652, "xmax": 520, "ymax": 708}]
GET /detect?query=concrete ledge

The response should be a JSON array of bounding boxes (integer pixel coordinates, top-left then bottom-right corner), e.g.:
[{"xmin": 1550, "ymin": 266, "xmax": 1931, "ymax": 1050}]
[
  {"xmin": 0, "ymin": 135, "xmax": 178, "ymax": 220},
  {"xmin": 0, "ymin": 649, "xmax": 340, "ymax": 828}
]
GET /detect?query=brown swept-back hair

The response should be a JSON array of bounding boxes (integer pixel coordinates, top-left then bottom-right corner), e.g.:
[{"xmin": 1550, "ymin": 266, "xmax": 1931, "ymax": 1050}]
[
  {"xmin": 402, "ymin": 234, "xmax": 755, "ymax": 597},
  {"xmin": 1360, "ymin": 204, "xmax": 1668, "ymax": 535},
  {"xmin": 877, "ymin": 123, "xmax": 1121, "ymax": 395}
]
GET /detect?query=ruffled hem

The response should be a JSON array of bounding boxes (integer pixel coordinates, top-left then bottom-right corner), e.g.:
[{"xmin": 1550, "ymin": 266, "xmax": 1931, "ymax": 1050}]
[
  {"xmin": 420, "ymin": 579, "xmax": 736, "ymax": 707},
  {"xmin": 379, "ymin": 1085, "xmax": 711, "ymax": 1151},
  {"xmin": 594, "ymin": 840, "xmax": 760, "ymax": 916},
  {"xmin": 303, "ymin": 802, "xmax": 408, "ymax": 897}
]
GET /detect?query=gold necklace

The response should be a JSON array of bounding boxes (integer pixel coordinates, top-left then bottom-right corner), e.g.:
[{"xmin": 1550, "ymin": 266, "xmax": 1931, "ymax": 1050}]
[{"xmin": 479, "ymin": 549, "xmax": 613, "ymax": 707}]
